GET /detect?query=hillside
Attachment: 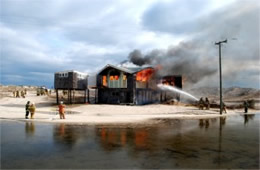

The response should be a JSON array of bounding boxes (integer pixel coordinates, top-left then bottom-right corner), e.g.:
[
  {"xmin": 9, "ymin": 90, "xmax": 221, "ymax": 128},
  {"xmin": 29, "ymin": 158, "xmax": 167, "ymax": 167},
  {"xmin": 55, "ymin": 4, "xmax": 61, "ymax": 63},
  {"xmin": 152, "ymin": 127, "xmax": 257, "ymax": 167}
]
[{"xmin": 187, "ymin": 87, "xmax": 260, "ymax": 101}]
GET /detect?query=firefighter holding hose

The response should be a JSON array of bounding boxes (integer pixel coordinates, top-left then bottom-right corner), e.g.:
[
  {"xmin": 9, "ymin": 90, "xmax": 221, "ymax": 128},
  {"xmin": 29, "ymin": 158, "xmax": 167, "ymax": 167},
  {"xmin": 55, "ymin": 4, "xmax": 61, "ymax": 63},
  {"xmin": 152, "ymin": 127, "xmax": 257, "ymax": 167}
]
[{"xmin": 198, "ymin": 97, "xmax": 205, "ymax": 110}]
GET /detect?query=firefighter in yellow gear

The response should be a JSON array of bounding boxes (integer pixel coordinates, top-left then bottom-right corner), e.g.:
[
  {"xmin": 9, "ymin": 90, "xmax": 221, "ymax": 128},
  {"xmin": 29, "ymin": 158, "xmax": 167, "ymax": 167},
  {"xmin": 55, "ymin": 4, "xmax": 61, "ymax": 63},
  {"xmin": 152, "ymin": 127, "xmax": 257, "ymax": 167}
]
[
  {"xmin": 21, "ymin": 91, "xmax": 25, "ymax": 98},
  {"xmin": 16, "ymin": 90, "xmax": 20, "ymax": 98},
  {"xmin": 29, "ymin": 103, "xmax": 36, "ymax": 119}
]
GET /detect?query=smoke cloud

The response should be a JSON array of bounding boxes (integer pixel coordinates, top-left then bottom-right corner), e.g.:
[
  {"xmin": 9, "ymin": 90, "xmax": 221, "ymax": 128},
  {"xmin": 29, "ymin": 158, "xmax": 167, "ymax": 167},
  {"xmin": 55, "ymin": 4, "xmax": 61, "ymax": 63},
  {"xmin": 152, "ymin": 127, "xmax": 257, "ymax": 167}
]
[
  {"xmin": 128, "ymin": 43, "xmax": 217, "ymax": 85},
  {"xmin": 127, "ymin": 0, "xmax": 259, "ymax": 88}
]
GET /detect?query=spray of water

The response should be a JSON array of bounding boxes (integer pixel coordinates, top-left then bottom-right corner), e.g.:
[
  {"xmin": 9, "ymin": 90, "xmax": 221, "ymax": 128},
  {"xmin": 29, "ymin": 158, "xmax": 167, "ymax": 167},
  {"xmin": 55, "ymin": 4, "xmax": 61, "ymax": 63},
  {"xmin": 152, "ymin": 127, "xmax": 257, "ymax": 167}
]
[{"xmin": 157, "ymin": 84, "xmax": 199, "ymax": 101}]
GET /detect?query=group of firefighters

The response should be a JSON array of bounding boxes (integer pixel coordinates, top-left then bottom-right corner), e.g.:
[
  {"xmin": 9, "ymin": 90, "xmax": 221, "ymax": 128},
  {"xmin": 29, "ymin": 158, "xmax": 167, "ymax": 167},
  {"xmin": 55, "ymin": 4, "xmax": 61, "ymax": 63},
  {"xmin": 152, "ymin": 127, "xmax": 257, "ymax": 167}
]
[
  {"xmin": 13, "ymin": 89, "xmax": 27, "ymax": 98},
  {"xmin": 37, "ymin": 88, "xmax": 51, "ymax": 96},
  {"xmin": 25, "ymin": 101, "xmax": 36, "ymax": 119},
  {"xmin": 13, "ymin": 88, "xmax": 52, "ymax": 98},
  {"xmin": 25, "ymin": 101, "xmax": 65, "ymax": 120},
  {"xmin": 198, "ymin": 97, "xmax": 211, "ymax": 110},
  {"xmin": 198, "ymin": 97, "xmax": 227, "ymax": 113},
  {"xmin": 198, "ymin": 97, "xmax": 250, "ymax": 113}
]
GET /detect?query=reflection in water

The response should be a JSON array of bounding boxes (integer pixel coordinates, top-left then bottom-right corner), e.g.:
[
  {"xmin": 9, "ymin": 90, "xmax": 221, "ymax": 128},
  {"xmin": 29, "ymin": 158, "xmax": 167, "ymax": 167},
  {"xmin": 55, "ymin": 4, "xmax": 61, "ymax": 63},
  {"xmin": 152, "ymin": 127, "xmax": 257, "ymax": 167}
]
[
  {"xmin": 244, "ymin": 114, "xmax": 255, "ymax": 125},
  {"xmin": 53, "ymin": 123, "xmax": 80, "ymax": 148},
  {"xmin": 96, "ymin": 127, "xmax": 151, "ymax": 151},
  {"xmin": 120, "ymin": 130, "xmax": 127, "ymax": 146},
  {"xmin": 198, "ymin": 118, "xmax": 217, "ymax": 129},
  {"xmin": 3, "ymin": 115, "xmax": 257, "ymax": 169},
  {"xmin": 25, "ymin": 122, "xmax": 35, "ymax": 136},
  {"xmin": 218, "ymin": 116, "xmax": 226, "ymax": 166},
  {"xmin": 96, "ymin": 127, "xmax": 120, "ymax": 151},
  {"xmin": 220, "ymin": 117, "xmax": 226, "ymax": 126},
  {"xmin": 135, "ymin": 129, "xmax": 149, "ymax": 149}
]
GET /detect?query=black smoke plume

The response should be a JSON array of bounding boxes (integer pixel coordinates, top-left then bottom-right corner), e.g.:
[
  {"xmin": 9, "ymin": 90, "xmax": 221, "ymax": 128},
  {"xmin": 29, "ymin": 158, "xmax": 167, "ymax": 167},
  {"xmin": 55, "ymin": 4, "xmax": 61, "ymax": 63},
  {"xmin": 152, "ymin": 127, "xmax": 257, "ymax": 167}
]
[
  {"xmin": 127, "ymin": 1, "xmax": 259, "ymax": 87},
  {"xmin": 128, "ymin": 42, "xmax": 217, "ymax": 85}
]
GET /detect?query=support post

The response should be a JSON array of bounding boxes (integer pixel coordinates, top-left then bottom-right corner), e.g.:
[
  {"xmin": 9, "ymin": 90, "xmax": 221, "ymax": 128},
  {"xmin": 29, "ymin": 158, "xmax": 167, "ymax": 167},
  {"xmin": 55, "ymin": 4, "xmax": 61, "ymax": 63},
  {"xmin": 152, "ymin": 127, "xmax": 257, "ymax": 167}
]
[
  {"xmin": 67, "ymin": 89, "xmax": 70, "ymax": 104},
  {"xmin": 73, "ymin": 90, "xmax": 75, "ymax": 104},
  {"xmin": 56, "ymin": 89, "xmax": 59, "ymax": 104},
  {"xmin": 95, "ymin": 89, "xmax": 97, "ymax": 104},
  {"xmin": 84, "ymin": 89, "xmax": 87, "ymax": 103},
  {"xmin": 215, "ymin": 39, "xmax": 227, "ymax": 115},
  {"xmin": 87, "ymin": 88, "xmax": 90, "ymax": 103},
  {"xmin": 219, "ymin": 44, "xmax": 223, "ymax": 115},
  {"xmin": 69, "ymin": 90, "xmax": 72, "ymax": 104}
]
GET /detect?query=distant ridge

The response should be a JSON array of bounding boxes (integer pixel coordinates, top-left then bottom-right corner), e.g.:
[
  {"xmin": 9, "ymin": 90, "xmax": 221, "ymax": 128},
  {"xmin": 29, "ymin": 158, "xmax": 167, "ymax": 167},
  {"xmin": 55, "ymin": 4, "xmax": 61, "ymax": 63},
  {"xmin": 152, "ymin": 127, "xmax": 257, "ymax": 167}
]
[{"xmin": 187, "ymin": 87, "xmax": 260, "ymax": 101}]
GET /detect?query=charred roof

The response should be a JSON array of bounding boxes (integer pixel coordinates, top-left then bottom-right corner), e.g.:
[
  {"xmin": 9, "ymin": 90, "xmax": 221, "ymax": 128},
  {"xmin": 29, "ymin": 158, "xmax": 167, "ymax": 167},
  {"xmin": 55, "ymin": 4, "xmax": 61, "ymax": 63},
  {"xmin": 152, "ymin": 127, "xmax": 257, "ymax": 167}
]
[{"xmin": 97, "ymin": 64, "xmax": 154, "ymax": 75}]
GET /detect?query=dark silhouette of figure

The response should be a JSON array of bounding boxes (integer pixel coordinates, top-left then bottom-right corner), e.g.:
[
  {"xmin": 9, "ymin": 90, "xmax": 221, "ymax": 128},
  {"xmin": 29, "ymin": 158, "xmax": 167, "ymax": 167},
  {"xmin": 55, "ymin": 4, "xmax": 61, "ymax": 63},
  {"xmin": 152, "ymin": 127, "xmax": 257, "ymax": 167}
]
[
  {"xmin": 244, "ymin": 114, "xmax": 255, "ymax": 125},
  {"xmin": 16, "ymin": 90, "xmax": 20, "ymax": 98},
  {"xmin": 222, "ymin": 102, "xmax": 227, "ymax": 113},
  {"xmin": 198, "ymin": 97, "xmax": 205, "ymax": 110},
  {"xmin": 199, "ymin": 119, "xmax": 210, "ymax": 129},
  {"xmin": 199, "ymin": 119, "xmax": 204, "ymax": 128},
  {"xmin": 205, "ymin": 97, "xmax": 210, "ymax": 110},
  {"xmin": 205, "ymin": 119, "xmax": 210, "ymax": 129},
  {"xmin": 25, "ymin": 101, "xmax": 30, "ymax": 119},
  {"xmin": 243, "ymin": 101, "xmax": 249, "ymax": 113}
]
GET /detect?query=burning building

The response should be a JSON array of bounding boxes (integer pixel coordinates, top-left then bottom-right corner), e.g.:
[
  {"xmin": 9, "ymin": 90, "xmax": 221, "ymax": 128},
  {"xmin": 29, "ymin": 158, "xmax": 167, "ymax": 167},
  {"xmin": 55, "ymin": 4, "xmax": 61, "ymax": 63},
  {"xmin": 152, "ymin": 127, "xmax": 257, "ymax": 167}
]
[
  {"xmin": 160, "ymin": 75, "xmax": 182, "ymax": 101},
  {"xmin": 54, "ymin": 70, "xmax": 89, "ymax": 104},
  {"xmin": 53, "ymin": 65, "xmax": 183, "ymax": 105},
  {"xmin": 96, "ymin": 64, "xmax": 160, "ymax": 105},
  {"xmin": 96, "ymin": 64, "xmax": 183, "ymax": 105}
]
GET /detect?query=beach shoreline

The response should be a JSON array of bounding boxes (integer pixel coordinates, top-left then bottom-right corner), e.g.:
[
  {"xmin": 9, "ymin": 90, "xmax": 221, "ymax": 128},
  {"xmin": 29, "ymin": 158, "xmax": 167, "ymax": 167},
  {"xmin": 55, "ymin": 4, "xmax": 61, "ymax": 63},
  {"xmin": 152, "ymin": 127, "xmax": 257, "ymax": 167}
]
[{"xmin": 1, "ymin": 92, "xmax": 259, "ymax": 125}]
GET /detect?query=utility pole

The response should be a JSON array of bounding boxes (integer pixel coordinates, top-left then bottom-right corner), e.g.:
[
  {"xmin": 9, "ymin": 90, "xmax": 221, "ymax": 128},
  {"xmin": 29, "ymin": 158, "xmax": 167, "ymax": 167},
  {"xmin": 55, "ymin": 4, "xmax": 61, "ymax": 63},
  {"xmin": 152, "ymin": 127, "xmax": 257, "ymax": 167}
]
[{"xmin": 215, "ymin": 39, "xmax": 227, "ymax": 115}]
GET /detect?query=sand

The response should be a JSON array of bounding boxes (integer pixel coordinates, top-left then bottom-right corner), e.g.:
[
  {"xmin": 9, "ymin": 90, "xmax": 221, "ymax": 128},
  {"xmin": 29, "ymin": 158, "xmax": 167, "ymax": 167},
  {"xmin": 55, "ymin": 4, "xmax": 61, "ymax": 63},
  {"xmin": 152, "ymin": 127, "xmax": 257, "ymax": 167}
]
[{"xmin": 0, "ymin": 91, "xmax": 259, "ymax": 125}]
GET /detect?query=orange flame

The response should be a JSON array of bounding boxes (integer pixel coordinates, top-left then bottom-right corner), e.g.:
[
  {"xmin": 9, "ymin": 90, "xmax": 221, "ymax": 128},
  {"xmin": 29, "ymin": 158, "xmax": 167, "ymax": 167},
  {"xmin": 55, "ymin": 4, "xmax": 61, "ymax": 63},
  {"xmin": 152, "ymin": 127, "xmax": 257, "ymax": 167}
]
[
  {"xmin": 136, "ymin": 68, "xmax": 154, "ymax": 82},
  {"xmin": 162, "ymin": 77, "xmax": 175, "ymax": 86},
  {"xmin": 102, "ymin": 76, "xmax": 107, "ymax": 86}
]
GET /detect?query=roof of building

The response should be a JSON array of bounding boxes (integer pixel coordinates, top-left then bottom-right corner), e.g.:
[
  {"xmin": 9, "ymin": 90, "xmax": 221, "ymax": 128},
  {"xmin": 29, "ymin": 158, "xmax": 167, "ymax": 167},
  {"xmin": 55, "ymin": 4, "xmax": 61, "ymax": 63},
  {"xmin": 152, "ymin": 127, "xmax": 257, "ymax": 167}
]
[
  {"xmin": 97, "ymin": 64, "xmax": 154, "ymax": 75},
  {"xmin": 55, "ymin": 70, "xmax": 88, "ymax": 76}
]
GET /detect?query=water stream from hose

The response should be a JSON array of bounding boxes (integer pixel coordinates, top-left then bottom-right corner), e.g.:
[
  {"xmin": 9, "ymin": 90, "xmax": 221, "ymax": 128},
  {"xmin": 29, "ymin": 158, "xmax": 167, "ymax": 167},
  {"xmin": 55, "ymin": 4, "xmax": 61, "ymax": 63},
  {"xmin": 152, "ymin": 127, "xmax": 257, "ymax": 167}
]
[{"xmin": 157, "ymin": 84, "xmax": 199, "ymax": 101}]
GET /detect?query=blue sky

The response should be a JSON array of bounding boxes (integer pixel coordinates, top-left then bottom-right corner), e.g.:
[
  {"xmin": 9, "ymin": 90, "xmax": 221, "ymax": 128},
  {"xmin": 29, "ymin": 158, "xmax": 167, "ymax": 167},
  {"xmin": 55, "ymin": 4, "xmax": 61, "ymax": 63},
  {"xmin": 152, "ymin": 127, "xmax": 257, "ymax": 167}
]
[{"xmin": 0, "ymin": 0, "xmax": 259, "ymax": 88}]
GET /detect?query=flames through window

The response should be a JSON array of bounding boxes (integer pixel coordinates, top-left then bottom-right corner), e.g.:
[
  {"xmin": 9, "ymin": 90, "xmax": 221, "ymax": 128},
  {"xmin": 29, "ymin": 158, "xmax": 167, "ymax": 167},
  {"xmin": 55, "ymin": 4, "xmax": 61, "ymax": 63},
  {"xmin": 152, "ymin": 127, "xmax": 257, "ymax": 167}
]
[{"xmin": 102, "ymin": 70, "xmax": 127, "ymax": 88}]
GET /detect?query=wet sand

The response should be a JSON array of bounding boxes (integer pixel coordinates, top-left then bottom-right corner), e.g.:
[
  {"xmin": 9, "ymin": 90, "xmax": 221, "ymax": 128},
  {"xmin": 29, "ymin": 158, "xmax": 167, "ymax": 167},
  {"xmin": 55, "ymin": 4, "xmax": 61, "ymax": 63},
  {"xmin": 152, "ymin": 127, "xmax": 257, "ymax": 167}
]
[{"xmin": 0, "ymin": 91, "xmax": 259, "ymax": 125}]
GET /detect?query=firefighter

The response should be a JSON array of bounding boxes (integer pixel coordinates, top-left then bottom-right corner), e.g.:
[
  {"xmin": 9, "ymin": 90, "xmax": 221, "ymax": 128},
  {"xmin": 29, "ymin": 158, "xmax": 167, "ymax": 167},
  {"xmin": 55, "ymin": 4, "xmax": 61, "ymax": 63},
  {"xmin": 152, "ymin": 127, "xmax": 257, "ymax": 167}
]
[
  {"xmin": 16, "ymin": 90, "xmax": 20, "ymax": 98},
  {"xmin": 21, "ymin": 91, "xmax": 25, "ymax": 98},
  {"xmin": 29, "ymin": 102, "xmax": 36, "ymax": 119},
  {"xmin": 222, "ymin": 102, "xmax": 227, "ymax": 113},
  {"xmin": 41, "ymin": 89, "xmax": 45, "ymax": 96},
  {"xmin": 45, "ymin": 89, "xmax": 48, "ymax": 96},
  {"xmin": 243, "ymin": 101, "xmax": 249, "ymax": 113},
  {"xmin": 198, "ymin": 97, "xmax": 205, "ymax": 110},
  {"xmin": 25, "ymin": 101, "xmax": 30, "ymax": 119},
  {"xmin": 37, "ymin": 89, "xmax": 40, "ymax": 96},
  {"xmin": 58, "ymin": 101, "xmax": 66, "ymax": 119},
  {"xmin": 205, "ymin": 97, "xmax": 210, "ymax": 110}
]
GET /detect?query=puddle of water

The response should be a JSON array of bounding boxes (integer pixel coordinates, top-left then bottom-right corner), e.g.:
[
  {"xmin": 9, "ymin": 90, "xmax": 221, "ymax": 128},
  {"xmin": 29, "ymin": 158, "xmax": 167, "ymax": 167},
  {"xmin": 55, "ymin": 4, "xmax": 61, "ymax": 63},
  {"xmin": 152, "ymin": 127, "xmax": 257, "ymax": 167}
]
[{"xmin": 1, "ymin": 114, "xmax": 259, "ymax": 169}]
